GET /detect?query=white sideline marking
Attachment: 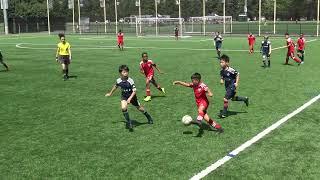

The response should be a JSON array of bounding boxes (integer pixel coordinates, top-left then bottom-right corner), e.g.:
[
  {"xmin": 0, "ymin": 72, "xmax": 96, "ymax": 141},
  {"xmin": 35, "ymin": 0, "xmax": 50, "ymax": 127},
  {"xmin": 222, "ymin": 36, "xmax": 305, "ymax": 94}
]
[
  {"xmin": 271, "ymin": 39, "xmax": 317, "ymax": 50},
  {"xmin": 190, "ymin": 94, "xmax": 320, "ymax": 180}
]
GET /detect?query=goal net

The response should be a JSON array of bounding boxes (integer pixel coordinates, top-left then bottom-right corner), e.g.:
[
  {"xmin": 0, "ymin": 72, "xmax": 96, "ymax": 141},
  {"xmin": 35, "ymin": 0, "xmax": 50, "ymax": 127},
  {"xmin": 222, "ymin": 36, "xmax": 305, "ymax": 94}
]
[{"xmin": 185, "ymin": 16, "xmax": 233, "ymax": 35}]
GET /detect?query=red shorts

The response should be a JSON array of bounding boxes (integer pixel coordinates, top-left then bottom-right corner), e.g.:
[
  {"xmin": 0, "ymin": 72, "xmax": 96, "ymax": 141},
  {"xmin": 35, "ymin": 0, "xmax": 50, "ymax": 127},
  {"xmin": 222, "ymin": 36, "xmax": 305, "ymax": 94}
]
[
  {"xmin": 146, "ymin": 74, "xmax": 154, "ymax": 81},
  {"xmin": 287, "ymin": 51, "xmax": 294, "ymax": 58},
  {"xmin": 118, "ymin": 40, "xmax": 124, "ymax": 46},
  {"xmin": 196, "ymin": 100, "xmax": 209, "ymax": 110}
]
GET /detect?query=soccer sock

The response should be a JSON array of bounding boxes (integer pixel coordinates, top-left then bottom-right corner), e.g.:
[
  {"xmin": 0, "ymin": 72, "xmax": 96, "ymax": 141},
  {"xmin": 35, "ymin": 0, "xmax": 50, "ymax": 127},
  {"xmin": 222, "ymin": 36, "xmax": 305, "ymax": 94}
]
[
  {"xmin": 157, "ymin": 86, "xmax": 162, "ymax": 91},
  {"xmin": 143, "ymin": 111, "xmax": 152, "ymax": 120},
  {"xmin": 208, "ymin": 119, "xmax": 221, "ymax": 129},
  {"xmin": 62, "ymin": 69, "xmax": 66, "ymax": 75},
  {"xmin": 3, "ymin": 63, "xmax": 8, "ymax": 69},
  {"xmin": 146, "ymin": 89, "xmax": 151, "ymax": 96},
  {"xmin": 301, "ymin": 54, "xmax": 304, "ymax": 61},
  {"xmin": 122, "ymin": 110, "xmax": 131, "ymax": 124},
  {"xmin": 268, "ymin": 60, "xmax": 271, "ymax": 67},
  {"xmin": 197, "ymin": 111, "xmax": 205, "ymax": 122},
  {"xmin": 233, "ymin": 96, "xmax": 247, "ymax": 102},
  {"xmin": 223, "ymin": 99, "xmax": 228, "ymax": 115},
  {"xmin": 66, "ymin": 69, "xmax": 69, "ymax": 76},
  {"xmin": 293, "ymin": 57, "xmax": 301, "ymax": 63},
  {"xmin": 217, "ymin": 51, "xmax": 221, "ymax": 57}
]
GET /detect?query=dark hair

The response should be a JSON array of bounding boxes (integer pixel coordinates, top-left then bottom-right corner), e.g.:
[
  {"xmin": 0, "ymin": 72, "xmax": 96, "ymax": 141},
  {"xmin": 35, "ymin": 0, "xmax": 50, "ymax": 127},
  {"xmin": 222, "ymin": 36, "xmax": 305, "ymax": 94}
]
[
  {"xmin": 191, "ymin": 73, "xmax": 201, "ymax": 80},
  {"xmin": 119, "ymin": 29, "xmax": 122, "ymax": 33},
  {"xmin": 58, "ymin": 33, "xmax": 65, "ymax": 39},
  {"xmin": 285, "ymin": 32, "xmax": 289, "ymax": 36},
  {"xmin": 119, "ymin": 65, "xmax": 129, "ymax": 73},
  {"xmin": 220, "ymin": 54, "xmax": 230, "ymax": 63},
  {"xmin": 141, "ymin": 52, "xmax": 148, "ymax": 57}
]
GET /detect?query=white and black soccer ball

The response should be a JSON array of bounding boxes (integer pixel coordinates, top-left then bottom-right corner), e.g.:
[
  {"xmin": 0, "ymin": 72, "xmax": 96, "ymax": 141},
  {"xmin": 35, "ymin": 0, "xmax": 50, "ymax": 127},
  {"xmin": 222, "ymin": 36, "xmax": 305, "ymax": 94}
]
[{"xmin": 182, "ymin": 115, "xmax": 193, "ymax": 125}]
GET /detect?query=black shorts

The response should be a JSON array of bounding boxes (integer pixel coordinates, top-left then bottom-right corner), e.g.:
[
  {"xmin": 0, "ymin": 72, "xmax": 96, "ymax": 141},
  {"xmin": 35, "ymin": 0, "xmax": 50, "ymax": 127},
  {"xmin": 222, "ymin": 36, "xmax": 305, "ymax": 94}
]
[
  {"xmin": 215, "ymin": 42, "xmax": 222, "ymax": 50},
  {"xmin": 121, "ymin": 95, "xmax": 140, "ymax": 107},
  {"xmin": 297, "ymin": 49, "xmax": 304, "ymax": 54},
  {"xmin": 225, "ymin": 87, "xmax": 236, "ymax": 100},
  {"xmin": 59, "ymin": 55, "xmax": 70, "ymax": 65}
]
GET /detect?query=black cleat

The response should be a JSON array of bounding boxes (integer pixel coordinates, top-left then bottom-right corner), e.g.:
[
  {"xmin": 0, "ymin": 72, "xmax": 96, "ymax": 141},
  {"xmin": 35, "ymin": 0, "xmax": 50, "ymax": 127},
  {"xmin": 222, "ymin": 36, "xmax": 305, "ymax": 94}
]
[
  {"xmin": 244, "ymin": 97, "xmax": 249, "ymax": 107},
  {"xmin": 127, "ymin": 122, "xmax": 134, "ymax": 131},
  {"xmin": 216, "ymin": 127, "xmax": 224, "ymax": 133},
  {"xmin": 148, "ymin": 118, "xmax": 153, "ymax": 124},
  {"xmin": 63, "ymin": 75, "xmax": 68, "ymax": 81}
]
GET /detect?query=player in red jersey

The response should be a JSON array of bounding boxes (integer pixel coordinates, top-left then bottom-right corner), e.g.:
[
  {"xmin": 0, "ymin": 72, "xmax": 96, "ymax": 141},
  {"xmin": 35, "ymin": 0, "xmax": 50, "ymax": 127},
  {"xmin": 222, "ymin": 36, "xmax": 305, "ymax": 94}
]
[
  {"xmin": 285, "ymin": 33, "xmax": 302, "ymax": 65},
  {"xmin": 174, "ymin": 26, "xmax": 179, "ymax": 40},
  {"xmin": 117, "ymin": 30, "xmax": 124, "ymax": 50},
  {"xmin": 248, "ymin": 33, "xmax": 256, "ymax": 54},
  {"xmin": 297, "ymin": 33, "xmax": 306, "ymax": 63},
  {"xmin": 173, "ymin": 73, "xmax": 223, "ymax": 133},
  {"xmin": 140, "ymin": 52, "xmax": 165, "ymax": 102}
]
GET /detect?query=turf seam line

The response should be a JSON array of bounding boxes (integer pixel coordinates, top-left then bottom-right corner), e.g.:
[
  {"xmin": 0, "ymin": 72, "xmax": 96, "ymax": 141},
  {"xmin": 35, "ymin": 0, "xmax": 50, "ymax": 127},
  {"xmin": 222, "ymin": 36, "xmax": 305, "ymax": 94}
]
[{"xmin": 190, "ymin": 93, "xmax": 320, "ymax": 180}]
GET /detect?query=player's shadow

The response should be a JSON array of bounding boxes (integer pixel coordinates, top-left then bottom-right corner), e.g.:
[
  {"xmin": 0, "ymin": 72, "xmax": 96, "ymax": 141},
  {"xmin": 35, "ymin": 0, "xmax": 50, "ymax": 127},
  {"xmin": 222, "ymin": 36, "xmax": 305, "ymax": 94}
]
[
  {"xmin": 68, "ymin": 75, "xmax": 78, "ymax": 79},
  {"xmin": 182, "ymin": 123, "xmax": 220, "ymax": 138},
  {"xmin": 218, "ymin": 110, "xmax": 247, "ymax": 118},
  {"xmin": 151, "ymin": 95, "xmax": 166, "ymax": 99},
  {"xmin": 282, "ymin": 63, "xmax": 294, "ymax": 66},
  {"xmin": 113, "ymin": 120, "xmax": 149, "ymax": 127},
  {"xmin": 0, "ymin": 69, "xmax": 8, "ymax": 72}
]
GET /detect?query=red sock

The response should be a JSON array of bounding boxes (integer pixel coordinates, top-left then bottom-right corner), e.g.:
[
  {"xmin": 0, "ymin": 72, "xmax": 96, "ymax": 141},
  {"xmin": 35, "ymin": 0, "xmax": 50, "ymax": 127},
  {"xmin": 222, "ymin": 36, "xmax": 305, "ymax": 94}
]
[
  {"xmin": 209, "ymin": 119, "xmax": 221, "ymax": 129},
  {"xmin": 293, "ymin": 57, "xmax": 301, "ymax": 63},
  {"xmin": 146, "ymin": 89, "xmax": 151, "ymax": 96}
]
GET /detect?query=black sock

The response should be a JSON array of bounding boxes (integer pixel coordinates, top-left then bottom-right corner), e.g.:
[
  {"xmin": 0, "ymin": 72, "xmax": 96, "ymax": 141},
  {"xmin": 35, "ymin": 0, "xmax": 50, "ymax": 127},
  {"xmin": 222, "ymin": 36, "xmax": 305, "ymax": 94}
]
[
  {"xmin": 3, "ymin": 63, "xmax": 8, "ymax": 69},
  {"xmin": 66, "ymin": 69, "xmax": 69, "ymax": 76},
  {"xmin": 218, "ymin": 51, "xmax": 221, "ymax": 57},
  {"xmin": 143, "ymin": 111, "xmax": 152, "ymax": 120},
  {"xmin": 301, "ymin": 54, "xmax": 304, "ymax": 61},
  {"xmin": 268, "ymin": 60, "xmax": 271, "ymax": 67},
  {"xmin": 233, "ymin": 96, "xmax": 246, "ymax": 102},
  {"xmin": 62, "ymin": 69, "xmax": 66, "ymax": 75},
  {"xmin": 123, "ymin": 110, "xmax": 131, "ymax": 124},
  {"xmin": 263, "ymin": 60, "xmax": 266, "ymax": 66}
]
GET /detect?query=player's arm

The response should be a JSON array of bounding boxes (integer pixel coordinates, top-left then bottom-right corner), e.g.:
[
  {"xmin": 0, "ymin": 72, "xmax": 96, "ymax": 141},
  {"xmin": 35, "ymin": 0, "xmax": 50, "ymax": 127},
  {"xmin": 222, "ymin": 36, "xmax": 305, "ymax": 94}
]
[
  {"xmin": 68, "ymin": 45, "xmax": 72, "ymax": 60},
  {"xmin": 173, "ymin": 81, "xmax": 191, "ymax": 87},
  {"xmin": 235, "ymin": 73, "xmax": 240, "ymax": 88},
  {"xmin": 152, "ymin": 63, "xmax": 163, "ymax": 74},
  {"xmin": 105, "ymin": 85, "xmax": 118, "ymax": 96},
  {"xmin": 206, "ymin": 87, "xmax": 213, "ymax": 97},
  {"xmin": 55, "ymin": 47, "xmax": 59, "ymax": 61},
  {"xmin": 269, "ymin": 44, "xmax": 272, "ymax": 55}
]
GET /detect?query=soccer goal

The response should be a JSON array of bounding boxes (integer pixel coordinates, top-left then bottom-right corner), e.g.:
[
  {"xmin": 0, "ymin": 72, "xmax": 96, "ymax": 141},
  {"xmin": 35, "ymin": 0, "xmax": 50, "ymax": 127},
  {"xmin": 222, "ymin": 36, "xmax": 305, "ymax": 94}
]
[
  {"xmin": 126, "ymin": 17, "xmax": 184, "ymax": 37},
  {"xmin": 185, "ymin": 16, "xmax": 233, "ymax": 35}
]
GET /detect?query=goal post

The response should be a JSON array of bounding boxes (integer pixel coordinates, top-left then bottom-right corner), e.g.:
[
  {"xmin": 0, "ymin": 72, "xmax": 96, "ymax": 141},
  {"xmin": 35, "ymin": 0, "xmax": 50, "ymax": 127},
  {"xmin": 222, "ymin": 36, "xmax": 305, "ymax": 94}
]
[{"xmin": 185, "ymin": 16, "xmax": 233, "ymax": 35}]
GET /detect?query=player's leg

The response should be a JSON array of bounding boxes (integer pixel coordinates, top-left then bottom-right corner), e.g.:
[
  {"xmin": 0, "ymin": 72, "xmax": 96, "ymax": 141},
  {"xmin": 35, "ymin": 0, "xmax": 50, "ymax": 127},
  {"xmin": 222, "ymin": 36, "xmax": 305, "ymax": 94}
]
[
  {"xmin": 0, "ymin": 60, "xmax": 9, "ymax": 71},
  {"xmin": 267, "ymin": 55, "xmax": 271, "ymax": 67},
  {"xmin": 203, "ymin": 113, "xmax": 223, "ymax": 132},
  {"xmin": 135, "ymin": 99, "xmax": 153, "ymax": 124},
  {"xmin": 262, "ymin": 54, "xmax": 267, "ymax": 68},
  {"xmin": 231, "ymin": 91, "xmax": 249, "ymax": 106},
  {"xmin": 65, "ymin": 64, "xmax": 69, "ymax": 78},
  {"xmin": 150, "ymin": 77, "xmax": 165, "ymax": 94},
  {"xmin": 121, "ymin": 100, "xmax": 133, "ymax": 130},
  {"xmin": 298, "ymin": 50, "xmax": 305, "ymax": 62},
  {"xmin": 61, "ymin": 63, "xmax": 68, "ymax": 80},
  {"xmin": 289, "ymin": 52, "xmax": 302, "ymax": 64},
  {"xmin": 285, "ymin": 52, "xmax": 290, "ymax": 65},
  {"xmin": 144, "ymin": 77, "xmax": 152, "ymax": 101},
  {"xmin": 221, "ymin": 97, "xmax": 229, "ymax": 118},
  {"xmin": 121, "ymin": 41, "xmax": 124, "ymax": 50}
]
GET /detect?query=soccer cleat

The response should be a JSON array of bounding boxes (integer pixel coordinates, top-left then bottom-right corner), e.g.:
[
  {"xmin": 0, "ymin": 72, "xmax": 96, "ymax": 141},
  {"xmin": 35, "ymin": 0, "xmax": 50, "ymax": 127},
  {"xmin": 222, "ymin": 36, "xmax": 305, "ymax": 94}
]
[
  {"xmin": 244, "ymin": 97, "xmax": 249, "ymax": 107},
  {"xmin": 63, "ymin": 75, "xmax": 68, "ymax": 81},
  {"xmin": 161, "ymin": 88, "xmax": 166, "ymax": 94},
  {"xmin": 147, "ymin": 116, "xmax": 153, "ymax": 124},
  {"xmin": 218, "ymin": 112, "xmax": 227, "ymax": 118},
  {"xmin": 127, "ymin": 122, "xmax": 134, "ymax": 131},
  {"xmin": 144, "ymin": 96, "xmax": 151, "ymax": 102},
  {"xmin": 216, "ymin": 127, "xmax": 224, "ymax": 133}
]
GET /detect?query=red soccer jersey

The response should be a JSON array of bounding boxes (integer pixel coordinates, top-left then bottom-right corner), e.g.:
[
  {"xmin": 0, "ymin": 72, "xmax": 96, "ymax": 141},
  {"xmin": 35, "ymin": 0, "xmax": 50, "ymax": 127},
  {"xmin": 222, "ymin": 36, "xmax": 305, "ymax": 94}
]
[
  {"xmin": 117, "ymin": 33, "xmax": 124, "ymax": 41},
  {"xmin": 248, "ymin": 35, "xmax": 256, "ymax": 45},
  {"xmin": 140, "ymin": 60, "xmax": 154, "ymax": 77},
  {"xmin": 287, "ymin": 38, "xmax": 295, "ymax": 52},
  {"xmin": 189, "ymin": 82, "xmax": 209, "ymax": 106},
  {"xmin": 297, "ymin": 38, "xmax": 306, "ymax": 50}
]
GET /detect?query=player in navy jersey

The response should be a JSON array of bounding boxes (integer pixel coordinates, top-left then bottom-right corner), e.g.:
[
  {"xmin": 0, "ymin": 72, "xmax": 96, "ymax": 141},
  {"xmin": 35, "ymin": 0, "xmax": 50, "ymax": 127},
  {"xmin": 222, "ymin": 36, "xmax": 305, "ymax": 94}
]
[
  {"xmin": 214, "ymin": 32, "xmax": 223, "ymax": 59},
  {"xmin": 260, "ymin": 36, "xmax": 272, "ymax": 68},
  {"xmin": 0, "ymin": 50, "xmax": 9, "ymax": 71},
  {"xmin": 105, "ymin": 65, "xmax": 153, "ymax": 131},
  {"xmin": 219, "ymin": 54, "xmax": 249, "ymax": 118}
]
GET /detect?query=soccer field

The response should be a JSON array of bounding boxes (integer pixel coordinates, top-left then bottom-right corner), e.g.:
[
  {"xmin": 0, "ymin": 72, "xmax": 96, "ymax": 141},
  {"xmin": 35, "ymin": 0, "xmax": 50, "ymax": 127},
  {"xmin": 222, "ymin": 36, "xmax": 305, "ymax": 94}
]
[{"xmin": 1, "ymin": 34, "xmax": 320, "ymax": 179}]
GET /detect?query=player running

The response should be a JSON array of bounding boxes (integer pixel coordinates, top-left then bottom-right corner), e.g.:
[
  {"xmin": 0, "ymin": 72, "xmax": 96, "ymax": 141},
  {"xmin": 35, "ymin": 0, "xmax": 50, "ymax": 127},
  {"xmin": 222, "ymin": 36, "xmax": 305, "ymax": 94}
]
[
  {"xmin": 285, "ymin": 33, "xmax": 302, "ymax": 65},
  {"xmin": 173, "ymin": 73, "xmax": 223, "ymax": 133},
  {"xmin": 140, "ymin": 52, "xmax": 165, "ymax": 102},
  {"xmin": 248, "ymin": 33, "xmax": 256, "ymax": 54},
  {"xmin": 260, "ymin": 36, "xmax": 272, "ymax": 68},
  {"xmin": 117, "ymin": 30, "xmax": 124, "ymax": 50},
  {"xmin": 297, "ymin": 33, "xmax": 306, "ymax": 63},
  {"xmin": 105, "ymin": 65, "xmax": 153, "ymax": 131},
  {"xmin": 0, "ymin": 50, "xmax": 9, "ymax": 71},
  {"xmin": 56, "ymin": 33, "xmax": 72, "ymax": 81},
  {"xmin": 174, "ymin": 26, "xmax": 179, "ymax": 40},
  {"xmin": 219, "ymin": 54, "xmax": 249, "ymax": 118},
  {"xmin": 214, "ymin": 32, "xmax": 223, "ymax": 59}
]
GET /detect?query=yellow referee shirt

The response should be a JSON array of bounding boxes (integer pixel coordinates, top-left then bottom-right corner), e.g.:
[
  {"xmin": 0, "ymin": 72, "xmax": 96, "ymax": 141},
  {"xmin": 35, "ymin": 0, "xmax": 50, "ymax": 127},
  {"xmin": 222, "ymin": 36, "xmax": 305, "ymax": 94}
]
[{"xmin": 57, "ymin": 42, "xmax": 71, "ymax": 56}]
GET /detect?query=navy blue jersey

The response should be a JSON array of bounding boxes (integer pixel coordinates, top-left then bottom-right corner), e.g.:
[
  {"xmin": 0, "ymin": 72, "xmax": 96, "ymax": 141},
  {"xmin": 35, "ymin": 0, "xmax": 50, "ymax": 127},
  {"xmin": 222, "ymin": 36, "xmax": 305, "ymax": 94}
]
[
  {"xmin": 261, "ymin": 40, "xmax": 271, "ymax": 54},
  {"xmin": 214, "ymin": 35, "xmax": 223, "ymax": 43},
  {"xmin": 116, "ymin": 77, "xmax": 136, "ymax": 98},
  {"xmin": 220, "ymin": 67, "xmax": 239, "ymax": 89}
]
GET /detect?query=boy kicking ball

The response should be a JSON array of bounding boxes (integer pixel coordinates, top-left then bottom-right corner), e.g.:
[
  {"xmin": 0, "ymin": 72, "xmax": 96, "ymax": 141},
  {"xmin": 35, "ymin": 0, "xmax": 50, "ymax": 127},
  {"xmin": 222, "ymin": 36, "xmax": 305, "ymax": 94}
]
[
  {"xmin": 173, "ymin": 73, "xmax": 223, "ymax": 133},
  {"xmin": 105, "ymin": 65, "xmax": 153, "ymax": 131}
]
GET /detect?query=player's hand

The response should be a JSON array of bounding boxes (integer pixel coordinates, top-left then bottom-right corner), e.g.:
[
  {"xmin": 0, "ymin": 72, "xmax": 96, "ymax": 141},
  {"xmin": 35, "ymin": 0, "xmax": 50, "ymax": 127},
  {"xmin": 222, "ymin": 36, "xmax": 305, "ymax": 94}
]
[
  {"xmin": 55, "ymin": 57, "xmax": 58, "ymax": 62},
  {"xmin": 105, "ymin": 93, "xmax": 111, "ymax": 97},
  {"xmin": 220, "ymin": 79, "xmax": 224, "ymax": 85},
  {"xmin": 234, "ymin": 83, "xmax": 238, "ymax": 88}
]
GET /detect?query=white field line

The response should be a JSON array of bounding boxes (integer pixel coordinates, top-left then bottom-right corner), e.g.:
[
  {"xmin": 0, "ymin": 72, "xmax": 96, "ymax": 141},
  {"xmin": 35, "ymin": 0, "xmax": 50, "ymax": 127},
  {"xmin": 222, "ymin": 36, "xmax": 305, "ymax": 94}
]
[
  {"xmin": 190, "ymin": 94, "xmax": 320, "ymax": 180},
  {"xmin": 15, "ymin": 43, "xmax": 248, "ymax": 52}
]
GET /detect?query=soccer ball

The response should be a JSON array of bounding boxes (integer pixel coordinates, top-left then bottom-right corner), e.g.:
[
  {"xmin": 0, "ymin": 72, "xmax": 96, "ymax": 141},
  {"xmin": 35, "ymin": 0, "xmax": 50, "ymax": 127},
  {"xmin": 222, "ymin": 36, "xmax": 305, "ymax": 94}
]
[{"xmin": 182, "ymin": 115, "xmax": 193, "ymax": 125}]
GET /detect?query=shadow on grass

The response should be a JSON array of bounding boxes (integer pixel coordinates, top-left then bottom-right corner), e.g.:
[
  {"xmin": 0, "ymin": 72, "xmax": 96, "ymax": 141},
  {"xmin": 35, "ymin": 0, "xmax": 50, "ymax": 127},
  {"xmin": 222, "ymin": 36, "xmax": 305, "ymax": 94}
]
[
  {"xmin": 218, "ymin": 110, "xmax": 248, "ymax": 118},
  {"xmin": 68, "ymin": 75, "xmax": 78, "ymax": 79},
  {"xmin": 183, "ymin": 122, "xmax": 222, "ymax": 138}
]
